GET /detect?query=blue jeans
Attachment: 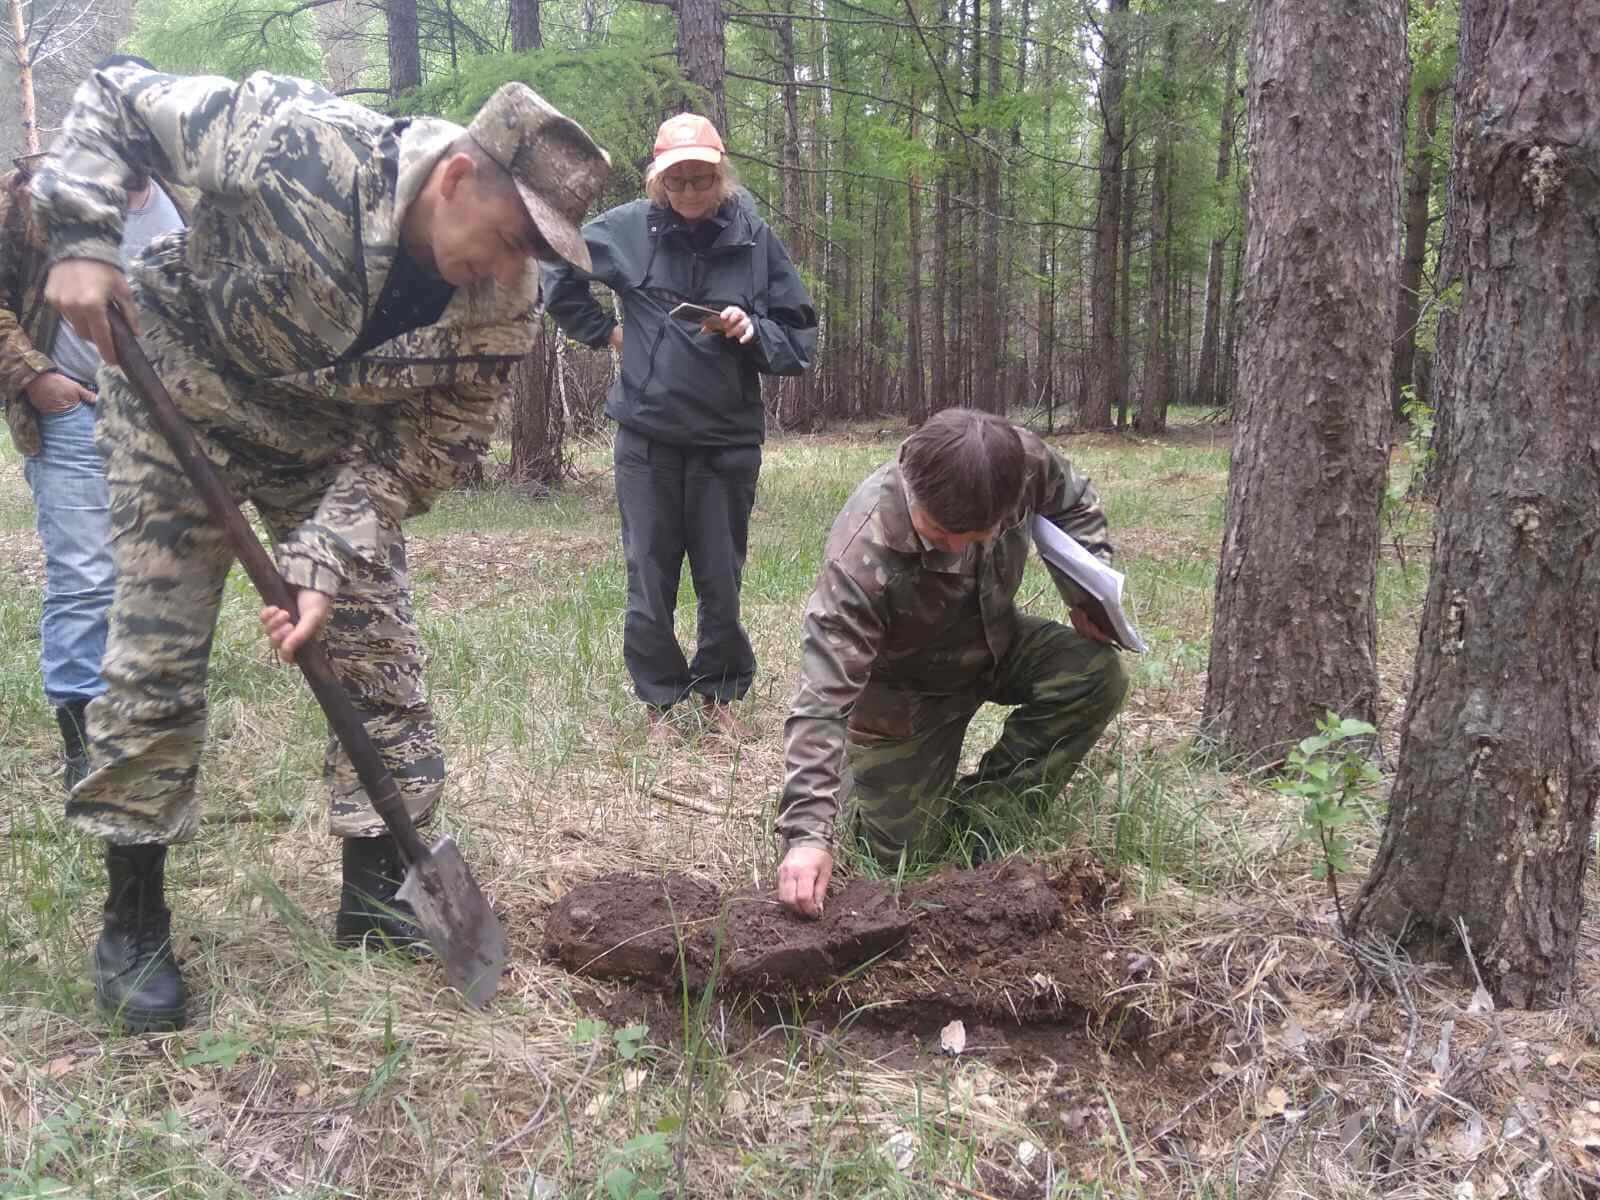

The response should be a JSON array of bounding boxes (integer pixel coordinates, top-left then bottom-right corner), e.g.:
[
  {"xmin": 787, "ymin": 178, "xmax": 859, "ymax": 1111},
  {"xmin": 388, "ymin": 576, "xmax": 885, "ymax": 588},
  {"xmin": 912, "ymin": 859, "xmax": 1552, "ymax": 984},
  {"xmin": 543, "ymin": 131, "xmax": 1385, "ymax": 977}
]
[{"xmin": 22, "ymin": 401, "xmax": 114, "ymax": 707}]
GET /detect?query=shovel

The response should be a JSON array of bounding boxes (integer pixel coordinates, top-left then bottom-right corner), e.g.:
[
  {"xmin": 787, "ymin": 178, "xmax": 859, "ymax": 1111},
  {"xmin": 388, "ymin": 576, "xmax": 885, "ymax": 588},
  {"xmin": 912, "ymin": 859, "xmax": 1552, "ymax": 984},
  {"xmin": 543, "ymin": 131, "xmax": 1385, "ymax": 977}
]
[{"xmin": 108, "ymin": 308, "xmax": 508, "ymax": 1008}]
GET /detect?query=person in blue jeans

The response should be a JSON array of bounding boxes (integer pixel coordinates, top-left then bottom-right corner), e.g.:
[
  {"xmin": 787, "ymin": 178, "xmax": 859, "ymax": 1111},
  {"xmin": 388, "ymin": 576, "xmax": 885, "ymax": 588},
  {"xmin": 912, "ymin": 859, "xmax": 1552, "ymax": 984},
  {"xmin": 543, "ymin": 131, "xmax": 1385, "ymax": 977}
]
[{"xmin": 0, "ymin": 56, "xmax": 188, "ymax": 790}]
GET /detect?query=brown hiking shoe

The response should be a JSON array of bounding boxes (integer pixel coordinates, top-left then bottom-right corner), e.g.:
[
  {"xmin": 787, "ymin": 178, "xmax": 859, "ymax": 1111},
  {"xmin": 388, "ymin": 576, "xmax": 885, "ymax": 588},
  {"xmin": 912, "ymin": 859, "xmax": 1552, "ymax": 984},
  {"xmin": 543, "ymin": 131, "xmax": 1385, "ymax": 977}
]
[
  {"xmin": 646, "ymin": 705, "xmax": 682, "ymax": 747},
  {"xmin": 699, "ymin": 696, "xmax": 755, "ymax": 743}
]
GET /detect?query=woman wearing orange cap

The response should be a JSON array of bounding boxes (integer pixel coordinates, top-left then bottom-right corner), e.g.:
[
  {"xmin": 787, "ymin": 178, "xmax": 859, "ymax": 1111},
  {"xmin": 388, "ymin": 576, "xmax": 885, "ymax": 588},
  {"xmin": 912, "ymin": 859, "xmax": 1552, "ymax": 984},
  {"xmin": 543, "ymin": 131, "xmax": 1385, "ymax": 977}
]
[{"xmin": 545, "ymin": 113, "xmax": 816, "ymax": 743}]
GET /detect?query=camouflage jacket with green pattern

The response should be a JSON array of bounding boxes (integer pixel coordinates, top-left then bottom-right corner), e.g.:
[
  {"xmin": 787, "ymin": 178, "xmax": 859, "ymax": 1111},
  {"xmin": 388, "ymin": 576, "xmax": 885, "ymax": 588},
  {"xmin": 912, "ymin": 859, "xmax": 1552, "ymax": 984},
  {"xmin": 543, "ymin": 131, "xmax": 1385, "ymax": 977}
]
[
  {"xmin": 777, "ymin": 427, "xmax": 1113, "ymax": 852},
  {"xmin": 30, "ymin": 62, "xmax": 540, "ymax": 593}
]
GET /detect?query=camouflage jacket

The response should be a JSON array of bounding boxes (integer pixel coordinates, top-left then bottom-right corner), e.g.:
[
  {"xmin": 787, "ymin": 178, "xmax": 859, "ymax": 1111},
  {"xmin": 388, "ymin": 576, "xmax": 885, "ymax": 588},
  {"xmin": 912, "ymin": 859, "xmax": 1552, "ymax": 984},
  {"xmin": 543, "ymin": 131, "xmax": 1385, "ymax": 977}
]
[
  {"xmin": 777, "ymin": 428, "xmax": 1113, "ymax": 851},
  {"xmin": 0, "ymin": 166, "xmax": 190, "ymax": 457},
  {"xmin": 30, "ymin": 63, "xmax": 540, "ymax": 593}
]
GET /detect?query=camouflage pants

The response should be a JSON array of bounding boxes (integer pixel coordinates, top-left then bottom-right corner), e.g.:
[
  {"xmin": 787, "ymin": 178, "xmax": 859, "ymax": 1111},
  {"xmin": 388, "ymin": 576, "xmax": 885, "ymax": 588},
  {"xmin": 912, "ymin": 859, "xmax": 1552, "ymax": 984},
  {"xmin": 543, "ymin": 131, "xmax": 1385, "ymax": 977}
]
[
  {"xmin": 66, "ymin": 318, "xmax": 443, "ymax": 846},
  {"xmin": 844, "ymin": 615, "xmax": 1128, "ymax": 863}
]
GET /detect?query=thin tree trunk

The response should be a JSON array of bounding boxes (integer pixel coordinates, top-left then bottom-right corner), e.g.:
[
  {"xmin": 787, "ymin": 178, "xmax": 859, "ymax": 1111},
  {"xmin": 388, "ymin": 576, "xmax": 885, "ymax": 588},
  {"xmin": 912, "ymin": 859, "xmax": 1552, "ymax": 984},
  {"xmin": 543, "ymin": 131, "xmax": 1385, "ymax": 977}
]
[
  {"xmin": 977, "ymin": 0, "xmax": 1003, "ymax": 410},
  {"xmin": 1117, "ymin": 115, "xmax": 1138, "ymax": 430},
  {"xmin": 1086, "ymin": 0, "xmax": 1129, "ymax": 429},
  {"xmin": 1136, "ymin": 21, "xmax": 1178, "ymax": 435},
  {"xmin": 9, "ymin": 0, "xmax": 38, "ymax": 156},
  {"xmin": 1193, "ymin": 20, "xmax": 1239, "ymax": 408},
  {"xmin": 1419, "ymin": 0, "xmax": 1495, "ymax": 495},
  {"xmin": 1352, "ymin": 1, "xmax": 1600, "ymax": 1009},
  {"xmin": 1200, "ymin": 0, "xmax": 1406, "ymax": 765},
  {"xmin": 509, "ymin": 323, "xmax": 566, "ymax": 492},
  {"xmin": 906, "ymin": 108, "xmax": 926, "ymax": 424},
  {"xmin": 1392, "ymin": 67, "xmax": 1442, "ymax": 417},
  {"xmin": 1220, "ymin": 224, "xmax": 1244, "ymax": 410}
]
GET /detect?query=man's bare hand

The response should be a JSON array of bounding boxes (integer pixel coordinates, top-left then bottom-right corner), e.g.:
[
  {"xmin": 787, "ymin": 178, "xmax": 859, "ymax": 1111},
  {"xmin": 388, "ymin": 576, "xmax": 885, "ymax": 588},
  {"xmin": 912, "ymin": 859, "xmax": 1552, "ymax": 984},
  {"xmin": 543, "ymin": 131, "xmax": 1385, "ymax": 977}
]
[
  {"xmin": 777, "ymin": 845, "xmax": 834, "ymax": 918},
  {"xmin": 260, "ymin": 590, "xmax": 333, "ymax": 663},
  {"xmin": 608, "ymin": 325, "xmax": 624, "ymax": 352},
  {"xmin": 1070, "ymin": 605, "xmax": 1115, "ymax": 644},
  {"xmin": 24, "ymin": 371, "xmax": 94, "ymax": 414},
  {"xmin": 44, "ymin": 260, "xmax": 137, "ymax": 367}
]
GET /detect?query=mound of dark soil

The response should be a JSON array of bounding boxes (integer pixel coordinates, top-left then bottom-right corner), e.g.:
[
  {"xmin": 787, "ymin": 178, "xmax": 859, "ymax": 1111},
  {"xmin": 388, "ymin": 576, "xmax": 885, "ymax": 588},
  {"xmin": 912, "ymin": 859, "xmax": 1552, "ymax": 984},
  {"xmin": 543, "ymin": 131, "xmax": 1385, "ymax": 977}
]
[{"xmin": 543, "ymin": 857, "xmax": 1123, "ymax": 1027}]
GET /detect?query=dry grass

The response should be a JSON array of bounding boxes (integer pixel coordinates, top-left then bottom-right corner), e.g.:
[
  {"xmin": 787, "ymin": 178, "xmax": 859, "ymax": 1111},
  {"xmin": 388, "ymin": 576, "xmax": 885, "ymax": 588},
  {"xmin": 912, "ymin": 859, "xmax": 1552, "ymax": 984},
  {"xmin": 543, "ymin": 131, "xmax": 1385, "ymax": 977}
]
[{"xmin": 1, "ymin": 418, "xmax": 1597, "ymax": 1199}]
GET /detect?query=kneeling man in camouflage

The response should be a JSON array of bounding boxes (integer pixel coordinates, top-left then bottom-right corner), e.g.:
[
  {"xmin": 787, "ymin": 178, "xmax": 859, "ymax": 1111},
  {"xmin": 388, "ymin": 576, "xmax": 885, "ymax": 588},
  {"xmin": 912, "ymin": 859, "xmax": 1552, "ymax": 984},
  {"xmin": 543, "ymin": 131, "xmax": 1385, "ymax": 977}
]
[{"xmin": 774, "ymin": 409, "xmax": 1130, "ymax": 917}]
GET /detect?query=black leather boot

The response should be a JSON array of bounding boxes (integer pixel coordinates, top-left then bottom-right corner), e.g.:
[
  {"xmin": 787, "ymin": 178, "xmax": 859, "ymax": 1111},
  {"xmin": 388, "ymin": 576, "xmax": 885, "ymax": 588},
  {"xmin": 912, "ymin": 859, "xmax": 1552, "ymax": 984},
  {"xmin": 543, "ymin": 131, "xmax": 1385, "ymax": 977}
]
[
  {"xmin": 95, "ymin": 843, "xmax": 188, "ymax": 1032},
  {"xmin": 55, "ymin": 700, "xmax": 90, "ymax": 792},
  {"xmin": 336, "ymin": 834, "xmax": 429, "ymax": 955}
]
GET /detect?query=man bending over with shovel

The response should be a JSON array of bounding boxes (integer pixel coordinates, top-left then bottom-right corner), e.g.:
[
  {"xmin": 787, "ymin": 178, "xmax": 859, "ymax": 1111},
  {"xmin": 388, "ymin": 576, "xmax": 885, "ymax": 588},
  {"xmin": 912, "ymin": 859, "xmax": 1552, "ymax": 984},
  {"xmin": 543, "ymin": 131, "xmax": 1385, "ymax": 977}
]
[
  {"xmin": 33, "ymin": 60, "xmax": 609, "ymax": 1031},
  {"xmin": 774, "ymin": 409, "xmax": 1130, "ymax": 917}
]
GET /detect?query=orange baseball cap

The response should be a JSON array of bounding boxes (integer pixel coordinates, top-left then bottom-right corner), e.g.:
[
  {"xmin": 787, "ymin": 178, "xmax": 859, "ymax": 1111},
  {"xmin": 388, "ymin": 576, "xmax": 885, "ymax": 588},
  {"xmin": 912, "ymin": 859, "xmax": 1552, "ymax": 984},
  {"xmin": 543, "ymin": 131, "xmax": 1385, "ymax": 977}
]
[{"xmin": 650, "ymin": 113, "xmax": 724, "ymax": 176}]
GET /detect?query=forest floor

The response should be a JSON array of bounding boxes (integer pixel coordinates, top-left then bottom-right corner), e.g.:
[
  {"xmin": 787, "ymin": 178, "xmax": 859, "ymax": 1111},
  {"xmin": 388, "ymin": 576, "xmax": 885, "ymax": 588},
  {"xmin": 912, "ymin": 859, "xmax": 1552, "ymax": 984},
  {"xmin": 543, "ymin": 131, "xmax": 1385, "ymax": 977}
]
[{"xmin": 1, "ymin": 415, "xmax": 1596, "ymax": 1200}]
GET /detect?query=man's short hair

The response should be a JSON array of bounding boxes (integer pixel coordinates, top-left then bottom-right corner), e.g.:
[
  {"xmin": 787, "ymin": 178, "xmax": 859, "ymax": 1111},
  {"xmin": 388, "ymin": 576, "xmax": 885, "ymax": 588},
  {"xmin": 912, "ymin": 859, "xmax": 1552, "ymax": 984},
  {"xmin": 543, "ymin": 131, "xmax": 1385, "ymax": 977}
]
[
  {"xmin": 449, "ymin": 134, "xmax": 521, "ymax": 201},
  {"xmin": 901, "ymin": 408, "xmax": 1026, "ymax": 534}
]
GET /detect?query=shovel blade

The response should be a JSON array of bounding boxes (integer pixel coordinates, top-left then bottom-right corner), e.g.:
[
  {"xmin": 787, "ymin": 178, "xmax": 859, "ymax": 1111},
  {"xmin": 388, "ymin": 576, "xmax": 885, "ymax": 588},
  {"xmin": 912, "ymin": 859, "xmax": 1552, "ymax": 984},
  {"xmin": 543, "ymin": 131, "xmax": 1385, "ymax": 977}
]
[{"xmin": 395, "ymin": 835, "xmax": 507, "ymax": 1008}]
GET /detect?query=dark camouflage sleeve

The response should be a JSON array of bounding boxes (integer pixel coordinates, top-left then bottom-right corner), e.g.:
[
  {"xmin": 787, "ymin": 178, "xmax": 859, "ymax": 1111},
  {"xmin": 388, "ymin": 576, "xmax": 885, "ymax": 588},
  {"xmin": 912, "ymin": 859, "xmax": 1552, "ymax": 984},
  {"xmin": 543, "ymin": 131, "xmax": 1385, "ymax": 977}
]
[
  {"xmin": 1027, "ymin": 433, "xmax": 1113, "ymax": 610},
  {"xmin": 778, "ymin": 556, "xmax": 888, "ymax": 851},
  {"xmin": 0, "ymin": 178, "xmax": 50, "ymax": 455},
  {"xmin": 276, "ymin": 384, "xmax": 498, "ymax": 594},
  {"xmin": 31, "ymin": 64, "xmax": 305, "ymax": 269}
]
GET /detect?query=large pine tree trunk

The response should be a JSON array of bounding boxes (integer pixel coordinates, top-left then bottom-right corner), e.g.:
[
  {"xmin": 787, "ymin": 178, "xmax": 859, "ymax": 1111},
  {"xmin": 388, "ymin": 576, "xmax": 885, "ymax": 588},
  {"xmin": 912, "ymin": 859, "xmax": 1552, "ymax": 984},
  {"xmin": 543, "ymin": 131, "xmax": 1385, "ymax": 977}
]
[
  {"xmin": 510, "ymin": 0, "xmax": 542, "ymax": 51},
  {"xmin": 1085, "ymin": 0, "xmax": 1129, "ymax": 430},
  {"xmin": 1199, "ymin": 0, "xmax": 1406, "ymax": 765},
  {"xmin": 387, "ymin": 0, "xmax": 422, "ymax": 96},
  {"xmin": 1192, "ymin": 21, "xmax": 1239, "ymax": 409},
  {"xmin": 1351, "ymin": 4, "xmax": 1600, "ymax": 1010},
  {"xmin": 677, "ymin": 0, "xmax": 728, "ymax": 133}
]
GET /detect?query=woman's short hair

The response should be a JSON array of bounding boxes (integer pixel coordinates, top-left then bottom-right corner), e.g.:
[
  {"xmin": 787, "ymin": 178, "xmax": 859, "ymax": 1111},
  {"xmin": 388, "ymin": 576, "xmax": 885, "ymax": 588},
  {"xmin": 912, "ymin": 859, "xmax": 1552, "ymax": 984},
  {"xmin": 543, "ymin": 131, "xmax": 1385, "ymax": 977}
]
[
  {"xmin": 901, "ymin": 409, "xmax": 1027, "ymax": 534},
  {"xmin": 644, "ymin": 159, "xmax": 742, "ymax": 209}
]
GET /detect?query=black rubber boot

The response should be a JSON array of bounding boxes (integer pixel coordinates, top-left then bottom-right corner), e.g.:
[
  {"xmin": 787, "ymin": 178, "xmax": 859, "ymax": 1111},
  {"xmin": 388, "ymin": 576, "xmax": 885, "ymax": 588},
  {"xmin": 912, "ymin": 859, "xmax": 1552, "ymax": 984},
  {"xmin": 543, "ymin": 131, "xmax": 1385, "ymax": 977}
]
[
  {"xmin": 95, "ymin": 843, "xmax": 188, "ymax": 1032},
  {"xmin": 55, "ymin": 700, "xmax": 90, "ymax": 792},
  {"xmin": 336, "ymin": 834, "xmax": 429, "ymax": 956}
]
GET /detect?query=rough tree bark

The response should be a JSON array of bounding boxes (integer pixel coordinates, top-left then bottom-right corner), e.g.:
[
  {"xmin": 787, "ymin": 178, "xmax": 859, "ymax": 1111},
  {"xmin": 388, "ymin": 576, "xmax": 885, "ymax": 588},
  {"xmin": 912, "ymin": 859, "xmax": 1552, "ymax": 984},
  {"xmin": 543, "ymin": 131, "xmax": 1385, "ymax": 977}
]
[
  {"xmin": 510, "ymin": 0, "xmax": 541, "ymax": 51},
  {"xmin": 1192, "ymin": 19, "xmax": 1239, "ymax": 409},
  {"xmin": 1350, "ymin": 4, "xmax": 1600, "ymax": 1010},
  {"xmin": 1418, "ymin": 0, "xmax": 1495, "ymax": 497},
  {"xmin": 976, "ymin": 0, "xmax": 1002, "ymax": 410},
  {"xmin": 1085, "ymin": 0, "xmax": 1129, "ymax": 429},
  {"xmin": 1391, "ymin": 28, "xmax": 1442, "ymax": 418},
  {"xmin": 509, "ymin": 324, "xmax": 566, "ymax": 492},
  {"xmin": 1200, "ymin": 0, "xmax": 1406, "ymax": 765},
  {"xmin": 1135, "ymin": 19, "xmax": 1178, "ymax": 435},
  {"xmin": 387, "ymin": 0, "xmax": 422, "ymax": 96},
  {"xmin": 677, "ymin": 0, "xmax": 728, "ymax": 132}
]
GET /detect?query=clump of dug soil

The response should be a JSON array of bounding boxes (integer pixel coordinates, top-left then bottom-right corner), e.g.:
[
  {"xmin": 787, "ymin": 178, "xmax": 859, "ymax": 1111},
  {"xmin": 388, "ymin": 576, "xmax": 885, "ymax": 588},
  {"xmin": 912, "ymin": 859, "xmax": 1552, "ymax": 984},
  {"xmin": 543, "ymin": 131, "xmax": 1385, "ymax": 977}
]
[{"xmin": 543, "ymin": 857, "xmax": 1125, "ymax": 1029}]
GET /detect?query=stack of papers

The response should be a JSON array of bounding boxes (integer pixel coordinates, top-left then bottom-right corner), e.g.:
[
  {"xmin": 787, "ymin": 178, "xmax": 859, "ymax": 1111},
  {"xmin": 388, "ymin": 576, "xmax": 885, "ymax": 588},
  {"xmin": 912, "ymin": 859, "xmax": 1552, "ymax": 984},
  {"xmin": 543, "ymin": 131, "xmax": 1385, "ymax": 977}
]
[{"xmin": 1031, "ymin": 515, "xmax": 1149, "ymax": 653}]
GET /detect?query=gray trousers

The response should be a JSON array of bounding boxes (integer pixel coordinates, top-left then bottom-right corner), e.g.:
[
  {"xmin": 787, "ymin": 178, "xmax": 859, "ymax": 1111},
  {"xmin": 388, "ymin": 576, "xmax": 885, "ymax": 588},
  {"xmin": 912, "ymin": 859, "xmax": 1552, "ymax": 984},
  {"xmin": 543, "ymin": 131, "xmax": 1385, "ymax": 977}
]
[{"xmin": 613, "ymin": 424, "xmax": 760, "ymax": 707}]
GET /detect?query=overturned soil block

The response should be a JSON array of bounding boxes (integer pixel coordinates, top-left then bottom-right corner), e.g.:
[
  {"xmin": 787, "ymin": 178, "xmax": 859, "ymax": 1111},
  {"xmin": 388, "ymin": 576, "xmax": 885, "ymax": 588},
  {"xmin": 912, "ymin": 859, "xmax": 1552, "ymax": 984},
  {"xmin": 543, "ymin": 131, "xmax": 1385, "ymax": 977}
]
[{"xmin": 544, "ymin": 857, "xmax": 1127, "ymax": 1028}]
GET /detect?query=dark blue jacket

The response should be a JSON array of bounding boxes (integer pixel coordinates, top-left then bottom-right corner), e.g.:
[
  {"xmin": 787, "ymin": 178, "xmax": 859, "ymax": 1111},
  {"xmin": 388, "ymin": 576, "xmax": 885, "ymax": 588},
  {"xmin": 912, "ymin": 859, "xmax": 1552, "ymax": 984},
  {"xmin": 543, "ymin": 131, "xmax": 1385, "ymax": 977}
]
[{"xmin": 542, "ymin": 196, "xmax": 816, "ymax": 447}]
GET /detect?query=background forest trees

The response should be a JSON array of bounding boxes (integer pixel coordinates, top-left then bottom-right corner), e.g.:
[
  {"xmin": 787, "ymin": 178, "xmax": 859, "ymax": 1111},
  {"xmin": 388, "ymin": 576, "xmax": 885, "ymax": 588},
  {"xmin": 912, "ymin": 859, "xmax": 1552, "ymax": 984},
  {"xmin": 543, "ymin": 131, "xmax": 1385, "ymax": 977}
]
[{"xmin": 4, "ymin": 0, "xmax": 1461, "ymax": 451}]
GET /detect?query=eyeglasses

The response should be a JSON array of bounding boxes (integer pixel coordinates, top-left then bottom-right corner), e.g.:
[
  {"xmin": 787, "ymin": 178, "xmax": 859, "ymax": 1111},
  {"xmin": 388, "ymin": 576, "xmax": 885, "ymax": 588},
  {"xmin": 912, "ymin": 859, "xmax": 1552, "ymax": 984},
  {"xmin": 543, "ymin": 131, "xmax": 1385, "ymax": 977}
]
[{"xmin": 661, "ymin": 172, "xmax": 719, "ymax": 194}]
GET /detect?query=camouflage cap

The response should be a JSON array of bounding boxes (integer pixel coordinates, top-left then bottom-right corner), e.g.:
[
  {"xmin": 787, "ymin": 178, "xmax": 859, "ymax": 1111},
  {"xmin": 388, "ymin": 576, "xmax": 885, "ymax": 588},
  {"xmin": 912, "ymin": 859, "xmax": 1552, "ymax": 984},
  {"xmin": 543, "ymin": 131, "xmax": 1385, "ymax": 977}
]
[{"xmin": 466, "ymin": 82, "xmax": 610, "ymax": 273}]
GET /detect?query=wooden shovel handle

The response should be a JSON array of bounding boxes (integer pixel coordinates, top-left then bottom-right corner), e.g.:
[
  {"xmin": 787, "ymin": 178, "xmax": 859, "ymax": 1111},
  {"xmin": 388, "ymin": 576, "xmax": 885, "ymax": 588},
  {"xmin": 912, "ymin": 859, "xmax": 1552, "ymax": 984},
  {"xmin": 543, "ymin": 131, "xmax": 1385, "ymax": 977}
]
[{"xmin": 108, "ymin": 307, "xmax": 430, "ymax": 866}]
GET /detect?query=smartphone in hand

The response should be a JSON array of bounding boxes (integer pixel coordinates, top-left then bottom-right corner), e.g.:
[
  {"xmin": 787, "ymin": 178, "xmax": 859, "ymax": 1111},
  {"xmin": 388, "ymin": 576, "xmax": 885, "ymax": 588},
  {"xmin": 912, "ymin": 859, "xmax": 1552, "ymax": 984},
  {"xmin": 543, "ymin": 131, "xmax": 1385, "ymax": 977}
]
[{"xmin": 669, "ymin": 301, "xmax": 727, "ymax": 331}]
